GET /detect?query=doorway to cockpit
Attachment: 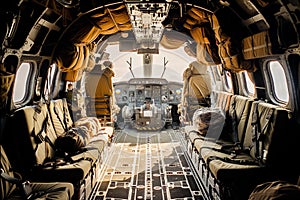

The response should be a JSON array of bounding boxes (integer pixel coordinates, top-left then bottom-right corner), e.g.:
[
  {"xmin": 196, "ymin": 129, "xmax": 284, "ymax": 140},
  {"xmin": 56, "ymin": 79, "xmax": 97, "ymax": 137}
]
[{"xmin": 114, "ymin": 78, "xmax": 183, "ymax": 132}]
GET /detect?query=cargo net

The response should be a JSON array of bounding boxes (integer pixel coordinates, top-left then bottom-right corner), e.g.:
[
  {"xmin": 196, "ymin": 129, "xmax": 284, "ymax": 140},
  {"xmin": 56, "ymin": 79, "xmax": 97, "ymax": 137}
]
[{"xmin": 192, "ymin": 107, "xmax": 225, "ymax": 139}]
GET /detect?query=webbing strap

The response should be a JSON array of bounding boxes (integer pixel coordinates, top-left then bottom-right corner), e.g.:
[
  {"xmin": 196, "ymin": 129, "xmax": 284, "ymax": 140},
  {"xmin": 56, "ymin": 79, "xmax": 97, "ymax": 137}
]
[
  {"xmin": 53, "ymin": 105, "xmax": 68, "ymax": 132},
  {"xmin": 62, "ymin": 98, "xmax": 72, "ymax": 129},
  {"xmin": 230, "ymin": 97, "xmax": 238, "ymax": 143},
  {"xmin": 258, "ymin": 108, "xmax": 274, "ymax": 163},
  {"xmin": 1, "ymin": 168, "xmax": 33, "ymax": 199},
  {"xmin": 251, "ymin": 103, "xmax": 274, "ymax": 163},
  {"xmin": 32, "ymin": 106, "xmax": 46, "ymax": 154},
  {"xmin": 32, "ymin": 107, "xmax": 55, "ymax": 156},
  {"xmin": 36, "ymin": 130, "xmax": 56, "ymax": 150},
  {"xmin": 251, "ymin": 103, "xmax": 260, "ymax": 159},
  {"xmin": 0, "ymin": 168, "xmax": 21, "ymax": 184}
]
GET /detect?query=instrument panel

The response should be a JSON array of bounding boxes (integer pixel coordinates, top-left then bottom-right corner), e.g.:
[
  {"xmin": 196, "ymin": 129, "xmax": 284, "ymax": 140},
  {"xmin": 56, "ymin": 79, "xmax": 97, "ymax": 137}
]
[{"xmin": 114, "ymin": 78, "xmax": 182, "ymax": 107}]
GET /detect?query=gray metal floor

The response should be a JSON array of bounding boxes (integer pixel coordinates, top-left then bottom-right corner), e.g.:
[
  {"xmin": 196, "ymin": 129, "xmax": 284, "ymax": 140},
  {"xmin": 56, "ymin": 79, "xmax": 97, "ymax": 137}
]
[{"xmin": 90, "ymin": 128, "xmax": 204, "ymax": 200}]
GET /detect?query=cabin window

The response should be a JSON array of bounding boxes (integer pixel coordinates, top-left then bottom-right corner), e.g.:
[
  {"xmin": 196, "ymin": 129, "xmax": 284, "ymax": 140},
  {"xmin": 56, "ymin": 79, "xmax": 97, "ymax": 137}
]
[
  {"xmin": 267, "ymin": 61, "xmax": 289, "ymax": 104},
  {"xmin": 223, "ymin": 70, "xmax": 233, "ymax": 92},
  {"xmin": 12, "ymin": 62, "xmax": 36, "ymax": 105},
  {"xmin": 239, "ymin": 71, "xmax": 255, "ymax": 97},
  {"xmin": 209, "ymin": 66, "xmax": 222, "ymax": 90}
]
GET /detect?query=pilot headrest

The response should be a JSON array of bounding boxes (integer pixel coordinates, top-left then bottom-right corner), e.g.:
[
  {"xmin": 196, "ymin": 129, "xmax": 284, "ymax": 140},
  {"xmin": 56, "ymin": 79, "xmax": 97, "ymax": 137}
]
[
  {"xmin": 182, "ymin": 67, "xmax": 192, "ymax": 80},
  {"xmin": 145, "ymin": 97, "xmax": 151, "ymax": 103},
  {"xmin": 103, "ymin": 60, "xmax": 113, "ymax": 68},
  {"xmin": 102, "ymin": 67, "xmax": 115, "ymax": 77}
]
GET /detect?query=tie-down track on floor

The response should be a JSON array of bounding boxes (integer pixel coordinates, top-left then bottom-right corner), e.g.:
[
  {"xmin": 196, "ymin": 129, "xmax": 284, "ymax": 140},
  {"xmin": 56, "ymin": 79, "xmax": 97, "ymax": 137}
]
[{"xmin": 90, "ymin": 128, "xmax": 206, "ymax": 200}]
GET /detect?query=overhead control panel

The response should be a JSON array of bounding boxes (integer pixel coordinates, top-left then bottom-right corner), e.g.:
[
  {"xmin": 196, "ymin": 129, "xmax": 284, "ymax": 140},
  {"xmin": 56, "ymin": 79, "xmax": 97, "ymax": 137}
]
[{"xmin": 124, "ymin": 0, "xmax": 172, "ymax": 54}]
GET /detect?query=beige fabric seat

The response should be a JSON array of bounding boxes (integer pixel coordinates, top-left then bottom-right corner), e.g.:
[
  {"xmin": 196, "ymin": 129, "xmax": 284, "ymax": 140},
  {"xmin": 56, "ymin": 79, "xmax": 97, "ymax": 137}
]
[
  {"xmin": 197, "ymin": 101, "xmax": 296, "ymax": 200},
  {"xmin": 1, "ymin": 145, "xmax": 74, "ymax": 200},
  {"xmin": 185, "ymin": 95, "xmax": 254, "ymax": 158},
  {"xmin": 2, "ymin": 100, "xmax": 109, "ymax": 200}
]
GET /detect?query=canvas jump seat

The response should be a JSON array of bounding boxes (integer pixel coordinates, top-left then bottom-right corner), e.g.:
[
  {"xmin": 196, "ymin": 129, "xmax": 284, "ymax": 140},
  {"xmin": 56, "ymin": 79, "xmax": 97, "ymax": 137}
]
[
  {"xmin": 184, "ymin": 94, "xmax": 298, "ymax": 200},
  {"xmin": 2, "ymin": 98, "xmax": 113, "ymax": 200},
  {"xmin": 186, "ymin": 95, "xmax": 252, "ymax": 162},
  {"xmin": 1, "ymin": 145, "xmax": 74, "ymax": 200}
]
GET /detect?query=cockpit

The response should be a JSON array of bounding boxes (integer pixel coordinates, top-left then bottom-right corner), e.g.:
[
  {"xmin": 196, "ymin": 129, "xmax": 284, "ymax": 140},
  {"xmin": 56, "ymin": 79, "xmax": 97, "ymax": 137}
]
[{"xmin": 114, "ymin": 78, "xmax": 182, "ymax": 130}]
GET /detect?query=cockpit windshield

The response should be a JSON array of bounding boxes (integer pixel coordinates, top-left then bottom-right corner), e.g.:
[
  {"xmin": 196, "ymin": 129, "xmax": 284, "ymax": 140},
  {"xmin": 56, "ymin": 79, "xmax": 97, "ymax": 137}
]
[{"xmin": 102, "ymin": 30, "xmax": 198, "ymax": 84}]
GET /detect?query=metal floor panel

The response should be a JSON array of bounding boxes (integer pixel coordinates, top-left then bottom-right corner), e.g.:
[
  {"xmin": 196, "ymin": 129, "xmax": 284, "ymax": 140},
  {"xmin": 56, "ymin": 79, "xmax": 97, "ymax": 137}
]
[{"xmin": 89, "ymin": 128, "xmax": 204, "ymax": 200}]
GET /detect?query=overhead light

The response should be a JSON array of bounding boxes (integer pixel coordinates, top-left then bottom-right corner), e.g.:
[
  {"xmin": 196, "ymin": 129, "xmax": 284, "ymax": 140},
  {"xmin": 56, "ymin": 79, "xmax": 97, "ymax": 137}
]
[
  {"xmin": 56, "ymin": 0, "xmax": 79, "ymax": 8},
  {"xmin": 219, "ymin": 0, "xmax": 230, "ymax": 6}
]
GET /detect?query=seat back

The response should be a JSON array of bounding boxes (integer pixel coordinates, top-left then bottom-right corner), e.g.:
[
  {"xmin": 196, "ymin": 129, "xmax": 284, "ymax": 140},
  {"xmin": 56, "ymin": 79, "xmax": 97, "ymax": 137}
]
[
  {"xmin": 213, "ymin": 91, "xmax": 233, "ymax": 114},
  {"xmin": 243, "ymin": 101, "xmax": 293, "ymax": 167},
  {"xmin": 1, "ymin": 145, "xmax": 16, "ymax": 199},
  {"xmin": 48, "ymin": 99, "xmax": 73, "ymax": 137},
  {"xmin": 3, "ymin": 104, "xmax": 57, "ymax": 177},
  {"xmin": 1, "ymin": 145, "xmax": 75, "ymax": 200},
  {"xmin": 188, "ymin": 75, "xmax": 212, "ymax": 102},
  {"xmin": 227, "ymin": 95, "xmax": 254, "ymax": 143}
]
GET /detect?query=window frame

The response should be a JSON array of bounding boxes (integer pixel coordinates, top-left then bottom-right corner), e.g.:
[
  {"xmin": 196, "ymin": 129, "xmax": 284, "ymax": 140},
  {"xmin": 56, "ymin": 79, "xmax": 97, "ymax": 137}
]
[
  {"xmin": 222, "ymin": 69, "xmax": 233, "ymax": 93},
  {"xmin": 237, "ymin": 70, "xmax": 256, "ymax": 98},
  {"xmin": 263, "ymin": 60, "xmax": 290, "ymax": 106},
  {"xmin": 12, "ymin": 61, "xmax": 37, "ymax": 107}
]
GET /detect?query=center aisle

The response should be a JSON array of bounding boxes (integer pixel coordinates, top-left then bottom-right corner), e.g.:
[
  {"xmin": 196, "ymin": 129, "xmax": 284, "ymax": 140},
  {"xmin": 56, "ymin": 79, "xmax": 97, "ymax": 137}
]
[{"xmin": 89, "ymin": 128, "xmax": 204, "ymax": 200}]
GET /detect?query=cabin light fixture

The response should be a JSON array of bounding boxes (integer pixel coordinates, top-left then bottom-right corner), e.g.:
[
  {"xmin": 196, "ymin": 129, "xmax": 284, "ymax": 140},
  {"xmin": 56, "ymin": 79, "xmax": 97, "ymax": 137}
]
[
  {"xmin": 219, "ymin": 0, "xmax": 230, "ymax": 6},
  {"xmin": 56, "ymin": 0, "xmax": 79, "ymax": 8}
]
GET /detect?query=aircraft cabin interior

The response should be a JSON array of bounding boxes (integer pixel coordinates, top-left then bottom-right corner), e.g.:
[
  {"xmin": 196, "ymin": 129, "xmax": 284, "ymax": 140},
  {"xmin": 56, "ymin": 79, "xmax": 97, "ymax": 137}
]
[{"xmin": 1, "ymin": 0, "xmax": 300, "ymax": 200}]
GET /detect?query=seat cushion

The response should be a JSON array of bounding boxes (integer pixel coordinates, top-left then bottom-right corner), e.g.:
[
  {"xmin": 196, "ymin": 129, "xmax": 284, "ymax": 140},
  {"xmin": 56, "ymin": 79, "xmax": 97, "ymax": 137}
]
[
  {"xmin": 248, "ymin": 180, "xmax": 300, "ymax": 200},
  {"xmin": 33, "ymin": 159, "xmax": 93, "ymax": 183},
  {"xmin": 7, "ymin": 182, "xmax": 74, "ymax": 200},
  {"xmin": 200, "ymin": 148, "xmax": 263, "ymax": 181},
  {"xmin": 1, "ymin": 145, "xmax": 17, "ymax": 199}
]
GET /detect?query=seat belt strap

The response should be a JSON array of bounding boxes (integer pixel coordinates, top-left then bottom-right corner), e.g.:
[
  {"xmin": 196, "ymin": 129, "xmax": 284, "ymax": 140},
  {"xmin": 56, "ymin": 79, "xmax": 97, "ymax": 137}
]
[
  {"xmin": 258, "ymin": 108, "xmax": 274, "ymax": 163},
  {"xmin": 251, "ymin": 102, "xmax": 260, "ymax": 160}
]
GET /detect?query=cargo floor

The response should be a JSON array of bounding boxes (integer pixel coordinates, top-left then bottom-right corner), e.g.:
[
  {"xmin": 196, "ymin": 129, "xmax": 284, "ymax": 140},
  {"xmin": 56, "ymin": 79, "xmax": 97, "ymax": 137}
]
[{"xmin": 89, "ymin": 128, "xmax": 205, "ymax": 200}]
